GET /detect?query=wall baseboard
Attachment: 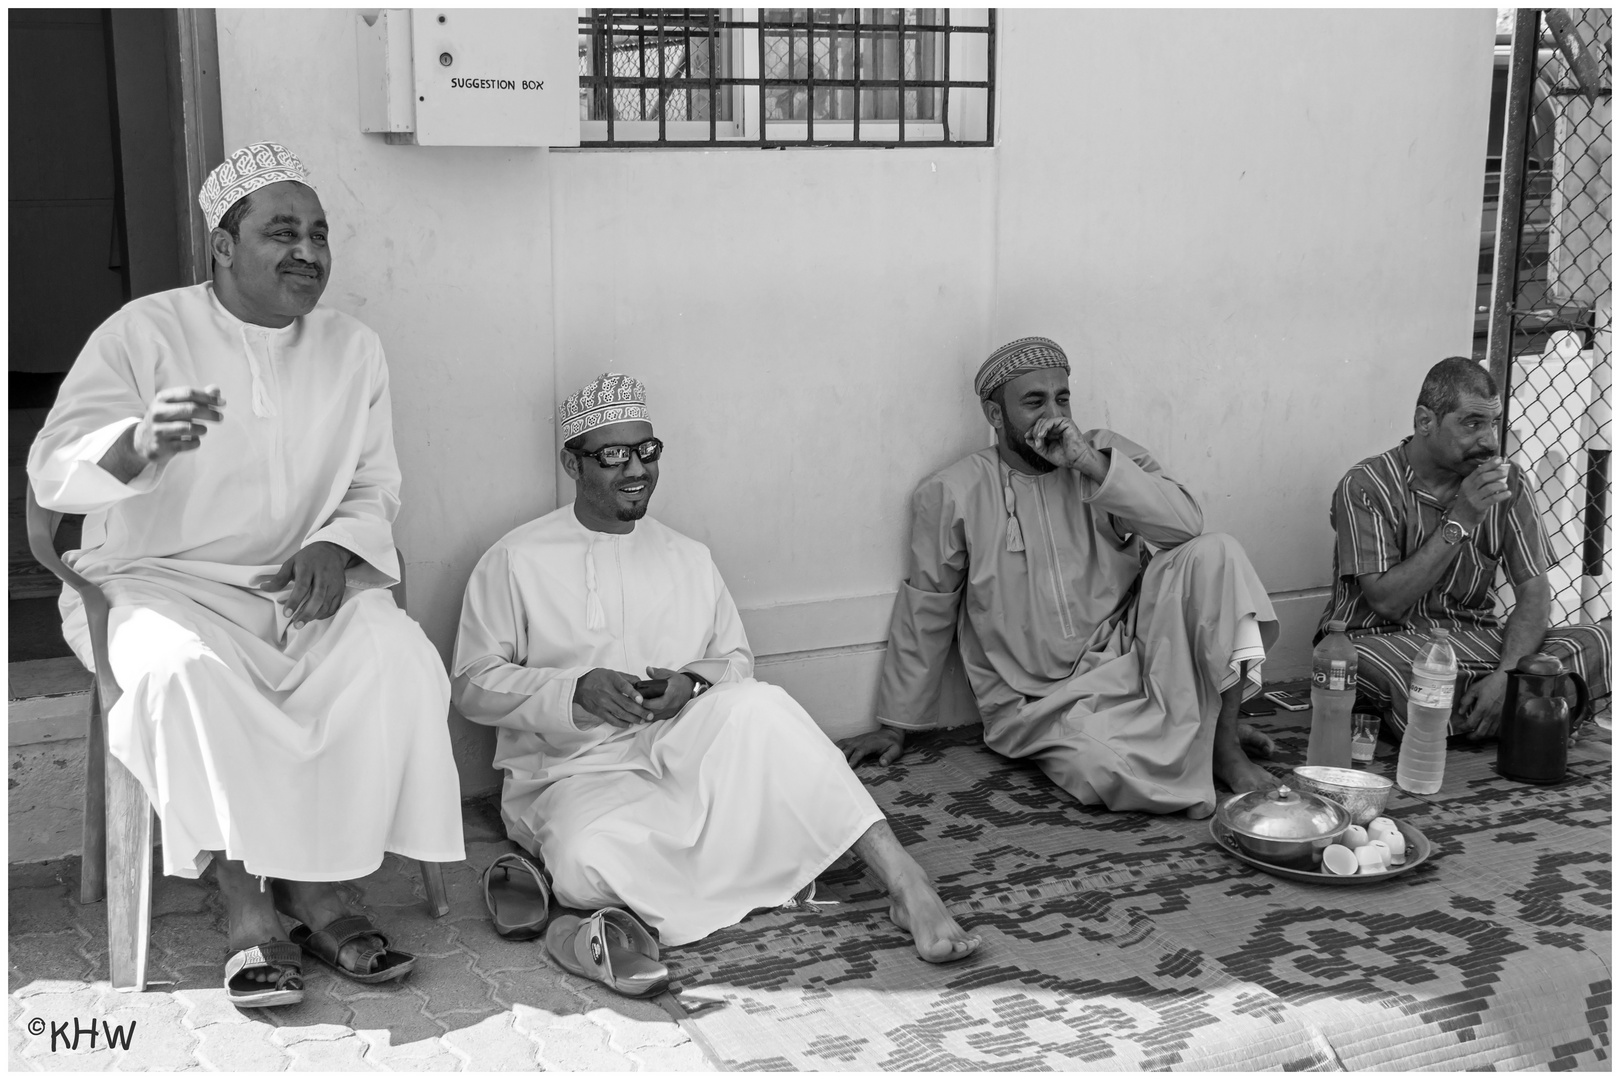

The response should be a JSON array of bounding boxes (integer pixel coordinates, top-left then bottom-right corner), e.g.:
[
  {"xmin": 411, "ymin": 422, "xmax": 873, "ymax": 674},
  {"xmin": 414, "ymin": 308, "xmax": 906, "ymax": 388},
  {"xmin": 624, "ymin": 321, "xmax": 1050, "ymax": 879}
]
[{"xmin": 751, "ymin": 587, "xmax": 1332, "ymax": 740}]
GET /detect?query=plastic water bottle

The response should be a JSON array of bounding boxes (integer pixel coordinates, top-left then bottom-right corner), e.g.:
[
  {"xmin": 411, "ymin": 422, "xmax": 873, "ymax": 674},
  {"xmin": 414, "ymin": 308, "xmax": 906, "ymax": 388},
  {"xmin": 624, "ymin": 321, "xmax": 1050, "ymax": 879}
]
[
  {"xmin": 1306, "ymin": 620, "xmax": 1358, "ymax": 768},
  {"xmin": 1397, "ymin": 628, "xmax": 1458, "ymax": 795}
]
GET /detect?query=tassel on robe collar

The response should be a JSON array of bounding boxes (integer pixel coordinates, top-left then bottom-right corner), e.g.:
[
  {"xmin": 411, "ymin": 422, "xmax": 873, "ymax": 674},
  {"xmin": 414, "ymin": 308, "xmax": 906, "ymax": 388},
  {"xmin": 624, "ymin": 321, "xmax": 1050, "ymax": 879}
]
[{"xmin": 1001, "ymin": 458, "xmax": 1026, "ymax": 553}]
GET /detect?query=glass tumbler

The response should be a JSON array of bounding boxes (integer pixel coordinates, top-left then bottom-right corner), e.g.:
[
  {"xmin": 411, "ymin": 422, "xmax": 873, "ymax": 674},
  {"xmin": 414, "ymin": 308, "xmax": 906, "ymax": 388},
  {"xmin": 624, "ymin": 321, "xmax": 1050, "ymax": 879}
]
[{"xmin": 1350, "ymin": 713, "xmax": 1379, "ymax": 763}]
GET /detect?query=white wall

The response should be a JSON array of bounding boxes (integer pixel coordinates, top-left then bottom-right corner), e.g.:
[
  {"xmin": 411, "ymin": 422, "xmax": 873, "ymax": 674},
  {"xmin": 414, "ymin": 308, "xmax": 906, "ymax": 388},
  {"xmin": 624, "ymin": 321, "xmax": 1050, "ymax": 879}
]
[
  {"xmin": 217, "ymin": 8, "xmax": 1496, "ymax": 789},
  {"xmin": 548, "ymin": 149, "xmax": 996, "ymax": 602}
]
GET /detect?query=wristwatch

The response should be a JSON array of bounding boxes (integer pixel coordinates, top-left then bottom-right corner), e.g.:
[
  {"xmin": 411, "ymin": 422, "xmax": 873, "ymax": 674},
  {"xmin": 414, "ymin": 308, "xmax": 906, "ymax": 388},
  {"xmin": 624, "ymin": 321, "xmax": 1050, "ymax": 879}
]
[
  {"xmin": 683, "ymin": 671, "xmax": 713, "ymax": 695},
  {"xmin": 1439, "ymin": 515, "xmax": 1471, "ymax": 545}
]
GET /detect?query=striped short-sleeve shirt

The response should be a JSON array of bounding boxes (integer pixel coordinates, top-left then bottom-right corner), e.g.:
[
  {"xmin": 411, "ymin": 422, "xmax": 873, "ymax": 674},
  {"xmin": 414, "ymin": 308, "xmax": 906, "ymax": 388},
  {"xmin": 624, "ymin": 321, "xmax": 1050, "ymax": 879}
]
[{"xmin": 1318, "ymin": 438, "xmax": 1550, "ymax": 638}]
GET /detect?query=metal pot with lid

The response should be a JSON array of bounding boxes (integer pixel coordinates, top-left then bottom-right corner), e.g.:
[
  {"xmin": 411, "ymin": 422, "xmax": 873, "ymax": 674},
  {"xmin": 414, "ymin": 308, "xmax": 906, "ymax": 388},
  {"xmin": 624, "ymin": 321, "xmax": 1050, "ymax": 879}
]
[{"xmin": 1215, "ymin": 785, "xmax": 1351, "ymax": 869}]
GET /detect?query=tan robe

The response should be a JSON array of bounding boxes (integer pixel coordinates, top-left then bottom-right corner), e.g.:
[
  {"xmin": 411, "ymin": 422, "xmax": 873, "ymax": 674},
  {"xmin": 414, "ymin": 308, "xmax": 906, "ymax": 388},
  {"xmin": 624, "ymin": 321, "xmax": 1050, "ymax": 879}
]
[{"xmin": 875, "ymin": 433, "xmax": 1276, "ymax": 817}]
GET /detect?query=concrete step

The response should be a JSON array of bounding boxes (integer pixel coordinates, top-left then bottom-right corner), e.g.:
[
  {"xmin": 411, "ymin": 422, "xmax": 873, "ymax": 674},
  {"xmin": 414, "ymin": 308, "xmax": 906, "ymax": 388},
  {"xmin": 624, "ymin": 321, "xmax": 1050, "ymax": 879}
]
[{"xmin": 9, "ymin": 658, "xmax": 94, "ymax": 864}]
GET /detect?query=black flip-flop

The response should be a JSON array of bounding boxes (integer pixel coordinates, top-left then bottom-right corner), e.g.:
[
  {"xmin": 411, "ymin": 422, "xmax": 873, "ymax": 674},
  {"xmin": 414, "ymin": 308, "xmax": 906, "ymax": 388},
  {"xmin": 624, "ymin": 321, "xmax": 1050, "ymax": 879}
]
[
  {"xmin": 288, "ymin": 914, "xmax": 415, "ymax": 984},
  {"xmin": 224, "ymin": 940, "xmax": 304, "ymax": 1007},
  {"xmin": 482, "ymin": 852, "xmax": 553, "ymax": 939}
]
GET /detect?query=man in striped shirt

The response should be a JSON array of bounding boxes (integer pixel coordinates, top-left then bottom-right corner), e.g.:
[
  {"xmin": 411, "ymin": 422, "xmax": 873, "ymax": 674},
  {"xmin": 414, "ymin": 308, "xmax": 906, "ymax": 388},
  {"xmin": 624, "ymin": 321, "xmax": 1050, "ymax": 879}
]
[{"xmin": 1320, "ymin": 357, "xmax": 1609, "ymax": 738}]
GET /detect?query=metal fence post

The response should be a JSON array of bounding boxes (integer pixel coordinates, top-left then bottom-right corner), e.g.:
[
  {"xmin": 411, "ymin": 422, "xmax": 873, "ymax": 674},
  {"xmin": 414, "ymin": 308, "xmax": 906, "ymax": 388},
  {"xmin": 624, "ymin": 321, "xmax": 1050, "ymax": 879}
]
[{"xmin": 1487, "ymin": 7, "xmax": 1543, "ymax": 437}]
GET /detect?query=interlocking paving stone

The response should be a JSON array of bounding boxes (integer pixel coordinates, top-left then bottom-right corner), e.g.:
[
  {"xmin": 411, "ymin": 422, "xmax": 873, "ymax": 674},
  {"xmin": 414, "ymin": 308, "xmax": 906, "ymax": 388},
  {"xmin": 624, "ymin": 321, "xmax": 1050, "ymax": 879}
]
[
  {"xmin": 270, "ymin": 1019, "xmax": 361, "ymax": 1045},
  {"xmin": 8, "ymin": 799, "xmax": 712, "ymax": 1071},
  {"xmin": 345, "ymin": 993, "xmax": 447, "ymax": 1045},
  {"xmin": 191, "ymin": 1015, "xmax": 287, "ymax": 1071},
  {"xmin": 440, "ymin": 1012, "xmax": 543, "ymax": 1070},
  {"xmin": 284, "ymin": 1033, "xmax": 372, "ymax": 1071},
  {"xmin": 526, "ymin": 1011, "xmax": 644, "ymax": 1072},
  {"xmin": 353, "ymin": 1028, "xmax": 464, "ymax": 1071},
  {"xmin": 173, "ymin": 988, "xmax": 259, "ymax": 1032},
  {"xmin": 9, "ymin": 934, "xmax": 97, "ymax": 988}
]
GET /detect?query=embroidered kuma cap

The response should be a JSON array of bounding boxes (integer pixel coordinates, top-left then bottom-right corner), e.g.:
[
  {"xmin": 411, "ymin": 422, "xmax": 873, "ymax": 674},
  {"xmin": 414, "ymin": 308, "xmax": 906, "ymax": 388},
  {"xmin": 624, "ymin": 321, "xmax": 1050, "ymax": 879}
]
[
  {"xmin": 974, "ymin": 336, "xmax": 1071, "ymax": 400},
  {"xmin": 198, "ymin": 142, "xmax": 314, "ymax": 231},
  {"xmin": 558, "ymin": 373, "xmax": 651, "ymax": 442}
]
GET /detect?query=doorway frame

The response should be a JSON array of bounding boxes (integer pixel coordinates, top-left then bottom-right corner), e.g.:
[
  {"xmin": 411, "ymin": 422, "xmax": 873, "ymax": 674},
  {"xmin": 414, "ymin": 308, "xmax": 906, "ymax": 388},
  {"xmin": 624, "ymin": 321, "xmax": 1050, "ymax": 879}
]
[{"xmin": 168, "ymin": 9, "xmax": 223, "ymax": 284}]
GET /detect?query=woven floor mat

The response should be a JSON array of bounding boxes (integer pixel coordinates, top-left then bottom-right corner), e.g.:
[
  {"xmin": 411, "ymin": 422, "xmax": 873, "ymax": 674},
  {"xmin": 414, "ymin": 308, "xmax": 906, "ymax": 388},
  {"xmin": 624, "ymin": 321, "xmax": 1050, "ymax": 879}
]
[{"xmin": 661, "ymin": 718, "xmax": 1611, "ymax": 1071}]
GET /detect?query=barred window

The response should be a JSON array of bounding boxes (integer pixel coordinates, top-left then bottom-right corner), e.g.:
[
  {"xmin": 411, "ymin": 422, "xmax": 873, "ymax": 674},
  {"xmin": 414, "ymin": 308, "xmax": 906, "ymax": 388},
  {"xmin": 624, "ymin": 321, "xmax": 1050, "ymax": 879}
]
[{"xmin": 577, "ymin": 9, "xmax": 995, "ymax": 147}]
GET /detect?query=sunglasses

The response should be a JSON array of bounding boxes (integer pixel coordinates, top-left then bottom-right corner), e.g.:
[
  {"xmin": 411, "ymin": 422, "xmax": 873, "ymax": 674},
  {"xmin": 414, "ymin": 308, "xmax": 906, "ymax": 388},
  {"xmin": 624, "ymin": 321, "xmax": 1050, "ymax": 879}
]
[{"xmin": 567, "ymin": 436, "xmax": 664, "ymax": 468}]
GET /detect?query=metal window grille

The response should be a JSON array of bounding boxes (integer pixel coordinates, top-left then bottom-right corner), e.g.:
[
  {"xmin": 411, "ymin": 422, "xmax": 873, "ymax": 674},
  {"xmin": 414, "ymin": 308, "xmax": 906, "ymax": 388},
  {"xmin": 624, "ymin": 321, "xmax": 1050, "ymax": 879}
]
[
  {"xmin": 1488, "ymin": 8, "xmax": 1611, "ymax": 628},
  {"xmin": 577, "ymin": 8, "xmax": 995, "ymax": 146}
]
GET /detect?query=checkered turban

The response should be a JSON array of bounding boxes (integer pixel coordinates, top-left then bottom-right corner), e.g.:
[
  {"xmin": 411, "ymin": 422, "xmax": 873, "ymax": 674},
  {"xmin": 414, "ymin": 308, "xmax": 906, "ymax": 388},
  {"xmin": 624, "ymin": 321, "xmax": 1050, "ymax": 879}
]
[
  {"xmin": 973, "ymin": 337, "xmax": 1071, "ymax": 400},
  {"xmin": 559, "ymin": 373, "xmax": 651, "ymax": 442},
  {"xmin": 198, "ymin": 142, "xmax": 313, "ymax": 231}
]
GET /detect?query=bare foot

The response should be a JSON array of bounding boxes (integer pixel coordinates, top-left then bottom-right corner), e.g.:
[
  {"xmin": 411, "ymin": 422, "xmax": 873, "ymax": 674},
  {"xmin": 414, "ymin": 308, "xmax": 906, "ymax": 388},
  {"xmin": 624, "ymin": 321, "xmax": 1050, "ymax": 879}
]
[
  {"xmin": 888, "ymin": 872, "xmax": 980, "ymax": 964},
  {"xmin": 851, "ymin": 819, "xmax": 980, "ymax": 963},
  {"xmin": 1237, "ymin": 722, "xmax": 1275, "ymax": 759},
  {"xmin": 1213, "ymin": 672, "xmax": 1280, "ymax": 796},
  {"xmin": 274, "ymin": 880, "xmax": 387, "ymax": 976},
  {"xmin": 1213, "ymin": 740, "xmax": 1281, "ymax": 795}
]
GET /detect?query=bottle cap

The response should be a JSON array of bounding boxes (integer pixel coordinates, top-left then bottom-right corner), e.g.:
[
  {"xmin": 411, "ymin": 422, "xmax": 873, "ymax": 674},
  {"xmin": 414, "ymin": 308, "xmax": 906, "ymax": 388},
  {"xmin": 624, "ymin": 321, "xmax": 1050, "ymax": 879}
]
[
  {"xmin": 1326, "ymin": 619, "xmax": 1349, "ymax": 633},
  {"xmin": 1432, "ymin": 628, "xmax": 1450, "ymax": 639}
]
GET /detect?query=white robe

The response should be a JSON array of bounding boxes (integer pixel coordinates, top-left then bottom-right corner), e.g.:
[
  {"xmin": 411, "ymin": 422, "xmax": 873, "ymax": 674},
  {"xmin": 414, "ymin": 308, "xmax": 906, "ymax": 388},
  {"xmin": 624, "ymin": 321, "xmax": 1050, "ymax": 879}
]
[
  {"xmin": 452, "ymin": 507, "xmax": 884, "ymax": 946},
  {"xmin": 28, "ymin": 282, "xmax": 465, "ymax": 881}
]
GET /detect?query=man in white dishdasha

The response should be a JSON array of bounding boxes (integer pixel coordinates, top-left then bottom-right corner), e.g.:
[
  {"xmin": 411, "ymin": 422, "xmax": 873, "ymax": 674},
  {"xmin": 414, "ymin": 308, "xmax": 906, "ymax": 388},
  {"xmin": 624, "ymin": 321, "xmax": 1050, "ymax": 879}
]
[
  {"xmin": 452, "ymin": 373, "xmax": 979, "ymax": 964},
  {"xmin": 28, "ymin": 143, "xmax": 464, "ymax": 1007}
]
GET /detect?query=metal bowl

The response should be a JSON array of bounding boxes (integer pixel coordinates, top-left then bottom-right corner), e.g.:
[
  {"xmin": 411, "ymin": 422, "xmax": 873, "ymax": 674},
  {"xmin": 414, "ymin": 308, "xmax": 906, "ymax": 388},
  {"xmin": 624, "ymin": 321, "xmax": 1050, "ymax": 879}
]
[
  {"xmin": 1214, "ymin": 786, "xmax": 1351, "ymax": 870},
  {"xmin": 1290, "ymin": 766, "xmax": 1394, "ymax": 826}
]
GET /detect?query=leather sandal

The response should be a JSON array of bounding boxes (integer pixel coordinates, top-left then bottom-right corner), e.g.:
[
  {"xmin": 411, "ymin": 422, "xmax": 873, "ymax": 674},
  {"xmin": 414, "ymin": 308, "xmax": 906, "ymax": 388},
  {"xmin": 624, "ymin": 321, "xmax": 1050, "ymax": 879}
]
[
  {"xmin": 482, "ymin": 852, "xmax": 552, "ymax": 939},
  {"xmin": 545, "ymin": 907, "xmax": 670, "ymax": 998},
  {"xmin": 224, "ymin": 940, "xmax": 304, "ymax": 1007},
  {"xmin": 288, "ymin": 914, "xmax": 416, "ymax": 984}
]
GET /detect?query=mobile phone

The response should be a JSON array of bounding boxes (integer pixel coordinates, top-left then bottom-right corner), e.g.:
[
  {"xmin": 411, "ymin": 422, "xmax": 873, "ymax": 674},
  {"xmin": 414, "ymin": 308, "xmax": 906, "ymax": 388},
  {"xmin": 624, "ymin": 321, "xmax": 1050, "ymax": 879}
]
[
  {"xmin": 1238, "ymin": 696, "xmax": 1277, "ymax": 718},
  {"xmin": 1263, "ymin": 689, "xmax": 1311, "ymax": 712},
  {"xmin": 632, "ymin": 678, "xmax": 668, "ymax": 698}
]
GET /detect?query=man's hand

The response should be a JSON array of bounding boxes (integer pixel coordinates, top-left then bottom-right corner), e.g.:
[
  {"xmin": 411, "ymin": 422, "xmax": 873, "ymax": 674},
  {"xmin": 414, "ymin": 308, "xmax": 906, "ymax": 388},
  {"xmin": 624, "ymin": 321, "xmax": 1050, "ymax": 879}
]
[
  {"xmin": 837, "ymin": 726, "xmax": 905, "ymax": 768},
  {"xmin": 99, "ymin": 385, "xmax": 226, "ymax": 483},
  {"xmin": 573, "ymin": 668, "xmax": 654, "ymax": 728},
  {"xmin": 642, "ymin": 666, "xmax": 694, "ymax": 722},
  {"xmin": 1026, "ymin": 418, "xmax": 1108, "ymax": 480},
  {"xmin": 253, "ymin": 541, "xmax": 353, "ymax": 628},
  {"xmin": 1456, "ymin": 669, "xmax": 1509, "ymax": 739},
  {"xmin": 1453, "ymin": 457, "xmax": 1513, "ymax": 529}
]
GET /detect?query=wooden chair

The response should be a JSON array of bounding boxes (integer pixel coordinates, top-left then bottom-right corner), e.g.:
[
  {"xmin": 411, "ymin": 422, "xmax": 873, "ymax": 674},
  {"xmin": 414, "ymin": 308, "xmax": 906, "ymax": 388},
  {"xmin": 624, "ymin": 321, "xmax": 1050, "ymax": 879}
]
[{"xmin": 25, "ymin": 483, "xmax": 451, "ymax": 992}]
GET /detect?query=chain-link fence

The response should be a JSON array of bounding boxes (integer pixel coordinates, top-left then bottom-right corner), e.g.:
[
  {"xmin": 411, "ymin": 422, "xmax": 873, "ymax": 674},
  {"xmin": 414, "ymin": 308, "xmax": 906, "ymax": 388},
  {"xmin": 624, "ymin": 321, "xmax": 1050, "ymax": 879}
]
[{"xmin": 1495, "ymin": 8, "xmax": 1611, "ymax": 627}]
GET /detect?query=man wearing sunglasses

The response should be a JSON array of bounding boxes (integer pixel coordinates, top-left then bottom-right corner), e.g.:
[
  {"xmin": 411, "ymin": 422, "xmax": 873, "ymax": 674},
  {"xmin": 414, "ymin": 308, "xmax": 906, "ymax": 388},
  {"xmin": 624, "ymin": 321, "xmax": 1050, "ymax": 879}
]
[{"xmin": 452, "ymin": 373, "xmax": 978, "ymax": 965}]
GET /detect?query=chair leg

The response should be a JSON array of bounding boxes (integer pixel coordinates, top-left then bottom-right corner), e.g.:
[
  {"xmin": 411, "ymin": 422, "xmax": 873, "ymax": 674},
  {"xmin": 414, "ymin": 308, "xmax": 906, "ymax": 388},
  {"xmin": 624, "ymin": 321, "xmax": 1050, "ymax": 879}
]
[
  {"xmin": 79, "ymin": 693, "xmax": 108, "ymax": 905},
  {"xmin": 419, "ymin": 861, "xmax": 450, "ymax": 919},
  {"xmin": 104, "ymin": 749, "xmax": 153, "ymax": 992}
]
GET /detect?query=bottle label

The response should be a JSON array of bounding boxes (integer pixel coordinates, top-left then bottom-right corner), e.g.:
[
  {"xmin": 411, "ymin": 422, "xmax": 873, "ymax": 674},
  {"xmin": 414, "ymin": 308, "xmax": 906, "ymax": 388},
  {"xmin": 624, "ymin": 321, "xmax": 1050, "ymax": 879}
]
[
  {"xmin": 1312, "ymin": 659, "xmax": 1357, "ymax": 692},
  {"xmin": 1409, "ymin": 669, "xmax": 1454, "ymax": 710}
]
